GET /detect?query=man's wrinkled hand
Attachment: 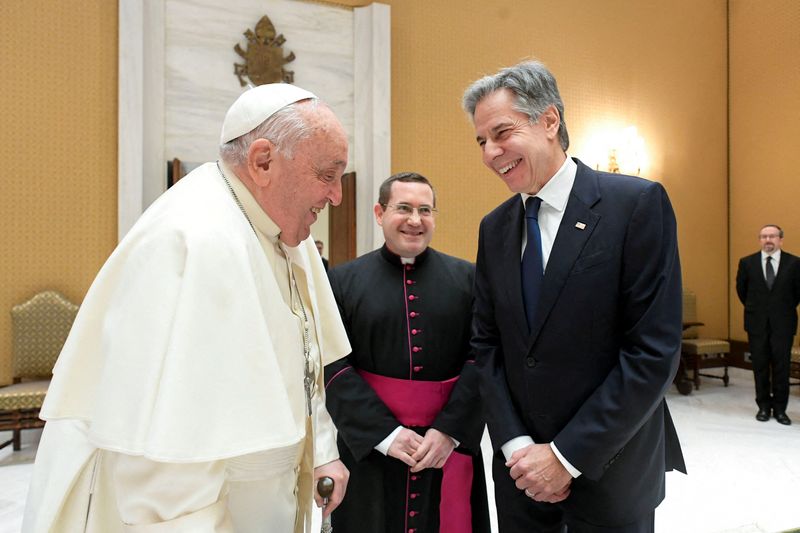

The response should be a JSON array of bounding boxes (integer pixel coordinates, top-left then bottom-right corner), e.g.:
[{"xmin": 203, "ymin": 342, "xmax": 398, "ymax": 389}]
[
  {"xmin": 410, "ymin": 428, "xmax": 455, "ymax": 472},
  {"xmin": 387, "ymin": 428, "xmax": 425, "ymax": 468},
  {"xmin": 506, "ymin": 443, "xmax": 572, "ymax": 503},
  {"xmin": 314, "ymin": 459, "xmax": 349, "ymax": 517}
]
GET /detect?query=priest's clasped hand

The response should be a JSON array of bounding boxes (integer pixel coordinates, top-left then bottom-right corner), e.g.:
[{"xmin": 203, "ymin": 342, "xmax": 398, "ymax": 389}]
[
  {"xmin": 507, "ymin": 443, "xmax": 572, "ymax": 503},
  {"xmin": 410, "ymin": 428, "xmax": 455, "ymax": 472},
  {"xmin": 388, "ymin": 428, "xmax": 425, "ymax": 468}
]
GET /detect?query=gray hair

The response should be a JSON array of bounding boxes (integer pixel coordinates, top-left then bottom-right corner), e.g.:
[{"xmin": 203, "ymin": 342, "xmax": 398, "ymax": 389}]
[
  {"xmin": 219, "ymin": 98, "xmax": 320, "ymax": 166},
  {"xmin": 462, "ymin": 60, "xmax": 569, "ymax": 151}
]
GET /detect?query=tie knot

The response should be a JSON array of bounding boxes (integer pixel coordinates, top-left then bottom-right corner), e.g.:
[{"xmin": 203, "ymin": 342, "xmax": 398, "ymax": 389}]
[
  {"xmin": 767, "ymin": 256, "xmax": 772, "ymax": 262},
  {"xmin": 525, "ymin": 197, "xmax": 542, "ymax": 219}
]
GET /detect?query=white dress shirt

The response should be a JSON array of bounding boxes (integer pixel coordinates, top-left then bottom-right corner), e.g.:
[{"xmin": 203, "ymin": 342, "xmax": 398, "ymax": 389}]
[{"xmin": 502, "ymin": 156, "xmax": 582, "ymax": 478}]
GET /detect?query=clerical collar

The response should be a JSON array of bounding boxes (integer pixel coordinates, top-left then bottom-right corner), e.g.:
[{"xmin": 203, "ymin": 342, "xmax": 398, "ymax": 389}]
[
  {"xmin": 219, "ymin": 160, "xmax": 282, "ymax": 244},
  {"xmin": 380, "ymin": 244, "xmax": 430, "ymax": 267}
]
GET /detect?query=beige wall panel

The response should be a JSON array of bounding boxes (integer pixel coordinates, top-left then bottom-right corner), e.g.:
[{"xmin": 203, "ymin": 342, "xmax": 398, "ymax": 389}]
[
  {"xmin": 0, "ymin": 1, "xmax": 117, "ymax": 384},
  {"xmin": 378, "ymin": 0, "xmax": 729, "ymax": 337},
  {"xmin": 6, "ymin": 0, "xmax": 774, "ymax": 384},
  {"xmin": 729, "ymin": 0, "xmax": 800, "ymax": 342}
]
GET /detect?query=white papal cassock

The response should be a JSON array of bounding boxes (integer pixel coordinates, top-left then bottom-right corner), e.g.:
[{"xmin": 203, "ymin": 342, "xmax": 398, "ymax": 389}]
[{"xmin": 22, "ymin": 161, "xmax": 349, "ymax": 532}]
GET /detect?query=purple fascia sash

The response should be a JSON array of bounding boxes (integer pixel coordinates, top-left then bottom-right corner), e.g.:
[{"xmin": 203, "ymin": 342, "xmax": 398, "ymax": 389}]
[{"xmin": 358, "ymin": 370, "xmax": 474, "ymax": 532}]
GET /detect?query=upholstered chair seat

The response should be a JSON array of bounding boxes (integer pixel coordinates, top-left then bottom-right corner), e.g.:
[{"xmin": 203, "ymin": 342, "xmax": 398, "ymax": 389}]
[
  {"xmin": 0, "ymin": 381, "xmax": 49, "ymax": 411},
  {"xmin": 681, "ymin": 338, "xmax": 731, "ymax": 357}
]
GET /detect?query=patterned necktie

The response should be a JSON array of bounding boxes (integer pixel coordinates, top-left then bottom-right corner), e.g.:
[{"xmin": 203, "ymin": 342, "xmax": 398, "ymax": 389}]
[
  {"xmin": 521, "ymin": 197, "xmax": 543, "ymax": 330},
  {"xmin": 766, "ymin": 256, "xmax": 775, "ymax": 290}
]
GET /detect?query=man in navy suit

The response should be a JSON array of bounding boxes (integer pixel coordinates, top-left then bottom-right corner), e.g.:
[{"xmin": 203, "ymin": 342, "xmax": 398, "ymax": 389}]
[
  {"xmin": 736, "ymin": 225, "xmax": 800, "ymax": 426},
  {"xmin": 462, "ymin": 61, "xmax": 686, "ymax": 532}
]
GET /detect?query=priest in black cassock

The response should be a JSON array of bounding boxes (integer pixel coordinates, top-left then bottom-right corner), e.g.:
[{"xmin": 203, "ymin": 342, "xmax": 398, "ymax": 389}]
[{"xmin": 325, "ymin": 172, "xmax": 489, "ymax": 533}]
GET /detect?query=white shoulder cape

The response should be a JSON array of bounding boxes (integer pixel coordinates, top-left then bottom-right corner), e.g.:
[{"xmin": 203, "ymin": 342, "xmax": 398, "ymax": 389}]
[{"xmin": 41, "ymin": 163, "xmax": 350, "ymax": 462}]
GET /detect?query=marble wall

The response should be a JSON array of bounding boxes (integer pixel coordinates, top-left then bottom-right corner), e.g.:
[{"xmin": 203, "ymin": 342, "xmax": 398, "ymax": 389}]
[
  {"xmin": 119, "ymin": 0, "xmax": 390, "ymax": 253},
  {"xmin": 164, "ymin": 0, "xmax": 355, "ymax": 168}
]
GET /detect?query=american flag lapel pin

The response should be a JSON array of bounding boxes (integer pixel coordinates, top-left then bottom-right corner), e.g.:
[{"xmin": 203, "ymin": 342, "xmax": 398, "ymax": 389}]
[{"xmin": 575, "ymin": 222, "xmax": 586, "ymax": 230}]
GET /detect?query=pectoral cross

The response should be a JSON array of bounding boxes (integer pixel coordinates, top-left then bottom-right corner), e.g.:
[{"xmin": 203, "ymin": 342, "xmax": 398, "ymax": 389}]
[
  {"xmin": 292, "ymin": 270, "xmax": 315, "ymax": 418},
  {"xmin": 302, "ymin": 320, "xmax": 314, "ymax": 417}
]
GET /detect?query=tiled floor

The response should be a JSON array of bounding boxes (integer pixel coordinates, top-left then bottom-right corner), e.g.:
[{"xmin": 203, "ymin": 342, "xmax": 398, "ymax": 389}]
[
  {"xmin": 2, "ymin": 367, "xmax": 799, "ymax": 532},
  {"xmin": 0, "ymin": 432, "xmax": 39, "ymax": 533}
]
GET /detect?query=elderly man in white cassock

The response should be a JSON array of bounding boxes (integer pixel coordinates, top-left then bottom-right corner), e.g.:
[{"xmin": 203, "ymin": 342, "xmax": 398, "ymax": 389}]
[{"xmin": 22, "ymin": 84, "xmax": 351, "ymax": 533}]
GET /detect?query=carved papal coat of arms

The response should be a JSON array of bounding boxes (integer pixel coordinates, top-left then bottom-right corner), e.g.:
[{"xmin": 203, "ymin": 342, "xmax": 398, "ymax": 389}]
[{"xmin": 234, "ymin": 15, "xmax": 295, "ymax": 86}]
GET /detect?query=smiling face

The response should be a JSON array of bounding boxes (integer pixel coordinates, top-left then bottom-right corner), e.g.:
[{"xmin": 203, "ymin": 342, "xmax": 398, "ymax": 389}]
[
  {"xmin": 257, "ymin": 105, "xmax": 348, "ymax": 246},
  {"xmin": 472, "ymin": 88, "xmax": 565, "ymax": 195},
  {"xmin": 375, "ymin": 180, "xmax": 436, "ymax": 258}
]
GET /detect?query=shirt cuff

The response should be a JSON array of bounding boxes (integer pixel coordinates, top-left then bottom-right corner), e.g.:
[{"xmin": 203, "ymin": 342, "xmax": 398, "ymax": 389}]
[
  {"xmin": 550, "ymin": 442, "xmax": 581, "ymax": 478},
  {"xmin": 375, "ymin": 426, "xmax": 404, "ymax": 455},
  {"xmin": 501, "ymin": 436, "xmax": 534, "ymax": 461}
]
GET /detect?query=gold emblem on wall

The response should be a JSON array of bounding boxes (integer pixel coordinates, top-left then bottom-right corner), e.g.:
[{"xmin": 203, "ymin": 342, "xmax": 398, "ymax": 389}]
[{"xmin": 234, "ymin": 15, "xmax": 295, "ymax": 86}]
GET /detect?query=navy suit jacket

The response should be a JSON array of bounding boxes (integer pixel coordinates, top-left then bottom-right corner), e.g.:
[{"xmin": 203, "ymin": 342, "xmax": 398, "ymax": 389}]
[
  {"xmin": 472, "ymin": 158, "xmax": 686, "ymax": 526},
  {"xmin": 736, "ymin": 251, "xmax": 800, "ymax": 338}
]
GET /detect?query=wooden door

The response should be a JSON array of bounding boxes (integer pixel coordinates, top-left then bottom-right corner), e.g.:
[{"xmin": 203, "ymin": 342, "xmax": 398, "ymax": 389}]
[{"xmin": 328, "ymin": 172, "xmax": 356, "ymax": 267}]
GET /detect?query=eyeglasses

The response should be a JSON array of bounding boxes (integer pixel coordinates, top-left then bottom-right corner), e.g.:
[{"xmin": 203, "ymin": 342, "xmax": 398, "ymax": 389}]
[
  {"xmin": 759, "ymin": 234, "xmax": 781, "ymax": 240},
  {"xmin": 383, "ymin": 203, "xmax": 438, "ymax": 218}
]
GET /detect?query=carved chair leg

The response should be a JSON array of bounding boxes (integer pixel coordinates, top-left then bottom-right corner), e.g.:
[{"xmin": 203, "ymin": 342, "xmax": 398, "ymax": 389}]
[
  {"xmin": 722, "ymin": 359, "xmax": 730, "ymax": 386},
  {"xmin": 693, "ymin": 355, "xmax": 701, "ymax": 390},
  {"xmin": 13, "ymin": 429, "xmax": 21, "ymax": 451}
]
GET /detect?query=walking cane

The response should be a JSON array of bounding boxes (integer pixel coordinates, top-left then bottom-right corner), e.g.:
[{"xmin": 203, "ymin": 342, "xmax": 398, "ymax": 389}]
[{"xmin": 317, "ymin": 476, "xmax": 334, "ymax": 533}]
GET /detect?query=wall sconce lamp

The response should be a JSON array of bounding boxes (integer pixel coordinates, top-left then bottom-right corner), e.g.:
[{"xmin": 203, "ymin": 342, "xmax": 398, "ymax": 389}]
[
  {"xmin": 592, "ymin": 126, "xmax": 646, "ymax": 176},
  {"xmin": 607, "ymin": 149, "xmax": 621, "ymax": 174}
]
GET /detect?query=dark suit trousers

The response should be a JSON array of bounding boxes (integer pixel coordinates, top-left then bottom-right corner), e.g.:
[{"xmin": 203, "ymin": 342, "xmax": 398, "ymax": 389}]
[
  {"xmin": 748, "ymin": 328, "xmax": 793, "ymax": 412},
  {"xmin": 492, "ymin": 452, "xmax": 655, "ymax": 533}
]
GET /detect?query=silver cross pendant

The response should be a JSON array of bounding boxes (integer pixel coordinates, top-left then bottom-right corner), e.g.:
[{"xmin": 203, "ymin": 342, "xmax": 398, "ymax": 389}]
[{"xmin": 303, "ymin": 357, "xmax": 314, "ymax": 417}]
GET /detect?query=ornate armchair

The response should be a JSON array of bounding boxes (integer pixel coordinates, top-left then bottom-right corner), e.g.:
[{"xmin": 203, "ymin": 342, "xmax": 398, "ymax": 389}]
[
  {"xmin": 679, "ymin": 289, "xmax": 730, "ymax": 393},
  {"xmin": 0, "ymin": 291, "xmax": 78, "ymax": 450}
]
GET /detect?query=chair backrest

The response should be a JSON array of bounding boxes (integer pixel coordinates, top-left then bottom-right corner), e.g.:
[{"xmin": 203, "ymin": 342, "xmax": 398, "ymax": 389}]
[
  {"xmin": 682, "ymin": 289, "xmax": 700, "ymax": 339},
  {"xmin": 11, "ymin": 290, "xmax": 78, "ymax": 380}
]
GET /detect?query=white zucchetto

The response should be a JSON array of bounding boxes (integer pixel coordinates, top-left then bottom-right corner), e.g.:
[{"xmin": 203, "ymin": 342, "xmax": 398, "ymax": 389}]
[{"xmin": 220, "ymin": 83, "xmax": 317, "ymax": 144}]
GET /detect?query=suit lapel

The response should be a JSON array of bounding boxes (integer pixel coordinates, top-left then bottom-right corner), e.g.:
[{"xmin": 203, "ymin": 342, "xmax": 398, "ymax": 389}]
[
  {"xmin": 772, "ymin": 252, "xmax": 795, "ymax": 290},
  {"xmin": 752, "ymin": 254, "xmax": 768, "ymax": 291},
  {"xmin": 500, "ymin": 198, "xmax": 530, "ymax": 337},
  {"xmin": 528, "ymin": 162, "xmax": 601, "ymax": 348}
]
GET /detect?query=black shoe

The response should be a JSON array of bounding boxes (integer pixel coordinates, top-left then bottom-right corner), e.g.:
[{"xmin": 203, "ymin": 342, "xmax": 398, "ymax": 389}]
[
  {"xmin": 774, "ymin": 412, "xmax": 792, "ymax": 425},
  {"xmin": 756, "ymin": 408, "xmax": 770, "ymax": 422}
]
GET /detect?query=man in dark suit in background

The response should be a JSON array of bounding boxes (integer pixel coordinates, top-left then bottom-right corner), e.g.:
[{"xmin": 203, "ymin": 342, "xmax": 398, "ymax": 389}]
[
  {"xmin": 736, "ymin": 224, "xmax": 800, "ymax": 425},
  {"xmin": 315, "ymin": 239, "xmax": 330, "ymax": 271},
  {"xmin": 462, "ymin": 61, "xmax": 686, "ymax": 532}
]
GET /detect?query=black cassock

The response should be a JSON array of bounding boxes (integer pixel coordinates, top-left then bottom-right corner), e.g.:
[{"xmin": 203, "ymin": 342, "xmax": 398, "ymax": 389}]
[{"xmin": 325, "ymin": 245, "xmax": 489, "ymax": 533}]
